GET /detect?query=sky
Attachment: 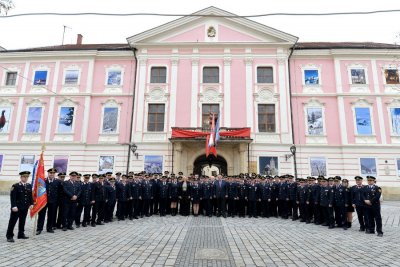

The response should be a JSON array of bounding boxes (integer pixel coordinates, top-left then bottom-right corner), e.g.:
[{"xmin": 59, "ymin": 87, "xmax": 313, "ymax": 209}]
[{"xmin": 1, "ymin": 0, "xmax": 400, "ymax": 49}]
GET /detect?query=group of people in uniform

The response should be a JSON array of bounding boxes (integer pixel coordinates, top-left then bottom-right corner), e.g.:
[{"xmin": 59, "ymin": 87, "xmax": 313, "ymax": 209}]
[{"xmin": 6, "ymin": 168, "xmax": 384, "ymax": 242}]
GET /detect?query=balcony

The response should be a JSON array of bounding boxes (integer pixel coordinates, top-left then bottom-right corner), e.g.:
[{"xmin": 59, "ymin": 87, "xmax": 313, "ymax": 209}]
[{"xmin": 170, "ymin": 127, "xmax": 252, "ymax": 143}]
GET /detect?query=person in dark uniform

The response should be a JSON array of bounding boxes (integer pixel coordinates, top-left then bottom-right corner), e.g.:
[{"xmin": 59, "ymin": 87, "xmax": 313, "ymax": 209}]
[
  {"xmin": 179, "ymin": 175, "xmax": 191, "ymax": 216},
  {"xmin": 125, "ymin": 175, "xmax": 134, "ymax": 219},
  {"xmin": 130, "ymin": 175, "xmax": 142, "ymax": 219},
  {"xmin": 287, "ymin": 175, "xmax": 298, "ymax": 220},
  {"xmin": 73, "ymin": 173, "xmax": 83, "ymax": 228},
  {"xmin": 363, "ymin": 176, "xmax": 383, "ymax": 237},
  {"xmin": 158, "ymin": 176, "xmax": 169, "ymax": 216},
  {"xmin": 152, "ymin": 174, "xmax": 160, "ymax": 215},
  {"xmin": 311, "ymin": 177, "xmax": 321, "ymax": 224},
  {"xmin": 246, "ymin": 178, "xmax": 259, "ymax": 218},
  {"xmin": 260, "ymin": 177, "xmax": 271, "ymax": 218},
  {"xmin": 227, "ymin": 177, "xmax": 238, "ymax": 217},
  {"xmin": 142, "ymin": 176, "xmax": 154, "ymax": 217},
  {"xmin": 104, "ymin": 177, "xmax": 117, "ymax": 223},
  {"xmin": 169, "ymin": 175, "xmax": 179, "ymax": 216},
  {"xmin": 342, "ymin": 179, "xmax": 354, "ymax": 228},
  {"xmin": 213, "ymin": 175, "xmax": 228, "ymax": 217},
  {"xmin": 270, "ymin": 176, "xmax": 279, "ymax": 217},
  {"xmin": 237, "ymin": 177, "xmax": 247, "ymax": 218},
  {"xmin": 90, "ymin": 174, "xmax": 98, "ymax": 224},
  {"xmin": 191, "ymin": 178, "xmax": 202, "ymax": 216},
  {"xmin": 351, "ymin": 176, "xmax": 367, "ymax": 232},
  {"xmin": 297, "ymin": 178, "xmax": 310, "ymax": 223},
  {"xmin": 37, "ymin": 168, "xmax": 60, "ymax": 235},
  {"xmin": 76, "ymin": 174, "xmax": 93, "ymax": 227},
  {"xmin": 6, "ymin": 171, "xmax": 33, "ymax": 242},
  {"xmin": 62, "ymin": 172, "xmax": 81, "ymax": 231},
  {"xmin": 320, "ymin": 178, "xmax": 334, "ymax": 228},
  {"xmin": 55, "ymin": 172, "xmax": 66, "ymax": 229},
  {"xmin": 116, "ymin": 175, "xmax": 130, "ymax": 221},
  {"xmin": 278, "ymin": 175, "xmax": 289, "ymax": 219},
  {"xmin": 91, "ymin": 175, "xmax": 107, "ymax": 226},
  {"xmin": 333, "ymin": 176, "xmax": 348, "ymax": 230}
]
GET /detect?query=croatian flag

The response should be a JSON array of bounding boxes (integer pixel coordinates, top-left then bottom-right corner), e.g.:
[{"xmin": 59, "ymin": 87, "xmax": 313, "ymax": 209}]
[
  {"xmin": 215, "ymin": 116, "xmax": 220, "ymax": 146},
  {"xmin": 30, "ymin": 152, "xmax": 47, "ymax": 218}
]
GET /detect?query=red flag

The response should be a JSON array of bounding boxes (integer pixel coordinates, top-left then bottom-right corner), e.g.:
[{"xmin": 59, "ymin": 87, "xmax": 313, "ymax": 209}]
[{"xmin": 30, "ymin": 152, "xmax": 47, "ymax": 218}]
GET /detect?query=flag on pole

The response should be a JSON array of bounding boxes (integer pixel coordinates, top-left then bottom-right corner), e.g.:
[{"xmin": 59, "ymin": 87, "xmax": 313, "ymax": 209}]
[
  {"xmin": 205, "ymin": 113, "xmax": 217, "ymax": 157},
  {"xmin": 215, "ymin": 116, "xmax": 220, "ymax": 146},
  {"xmin": 30, "ymin": 152, "xmax": 47, "ymax": 218}
]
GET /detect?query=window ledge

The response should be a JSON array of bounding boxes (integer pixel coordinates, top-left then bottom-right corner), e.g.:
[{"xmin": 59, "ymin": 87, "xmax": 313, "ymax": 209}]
[
  {"xmin": 30, "ymin": 86, "xmax": 47, "ymax": 93},
  {"xmin": 390, "ymin": 135, "xmax": 400, "ymax": 144},
  {"xmin": 104, "ymin": 86, "xmax": 122, "ymax": 94},
  {"xmin": 0, "ymin": 86, "xmax": 17, "ymax": 94},
  {"xmin": 54, "ymin": 133, "xmax": 74, "ymax": 142},
  {"xmin": 254, "ymin": 133, "xmax": 280, "ymax": 143},
  {"xmin": 355, "ymin": 135, "xmax": 376, "ymax": 144},
  {"xmin": 306, "ymin": 135, "xmax": 327, "ymax": 144},
  {"xmin": 302, "ymin": 85, "xmax": 322, "ymax": 93},
  {"xmin": 21, "ymin": 133, "xmax": 41, "ymax": 142},
  {"xmin": 384, "ymin": 84, "xmax": 400, "ymax": 93},
  {"xmin": 99, "ymin": 134, "xmax": 118, "ymax": 143},
  {"xmin": 143, "ymin": 132, "xmax": 167, "ymax": 142},
  {"xmin": 0, "ymin": 132, "xmax": 9, "ymax": 141}
]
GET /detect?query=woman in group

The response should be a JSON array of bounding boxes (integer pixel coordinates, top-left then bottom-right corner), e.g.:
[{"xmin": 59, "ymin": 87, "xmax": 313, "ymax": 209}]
[
  {"xmin": 179, "ymin": 176, "xmax": 191, "ymax": 216},
  {"xmin": 190, "ymin": 178, "xmax": 202, "ymax": 216},
  {"xmin": 342, "ymin": 179, "xmax": 354, "ymax": 228},
  {"xmin": 169, "ymin": 176, "xmax": 179, "ymax": 216}
]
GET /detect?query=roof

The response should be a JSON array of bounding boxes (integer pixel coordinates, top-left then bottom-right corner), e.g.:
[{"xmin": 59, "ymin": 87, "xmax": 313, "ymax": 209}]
[
  {"xmin": 295, "ymin": 42, "xmax": 400, "ymax": 50},
  {"xmin": 1, "ymin": 42, "xmax": 400, "ymax": 53}
]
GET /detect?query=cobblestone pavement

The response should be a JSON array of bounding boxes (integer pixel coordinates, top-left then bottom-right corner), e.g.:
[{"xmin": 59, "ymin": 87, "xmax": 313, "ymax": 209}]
[{"xmin": 0, "ymin": 196, "xmax": 399, "ymax": 267}]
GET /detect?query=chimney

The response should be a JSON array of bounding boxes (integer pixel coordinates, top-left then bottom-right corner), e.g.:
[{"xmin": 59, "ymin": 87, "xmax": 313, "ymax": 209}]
[{"xmin": 76, "ymin": 34, "xmax": 83, "ymax": 45}]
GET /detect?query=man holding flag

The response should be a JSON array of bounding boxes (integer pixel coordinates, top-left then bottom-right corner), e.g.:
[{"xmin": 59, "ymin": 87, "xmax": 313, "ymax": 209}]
[
  {"xmin": 6, "ymin": 171, "xmax": 34, "ymax": 242},
  {"xmin": 30, "ymin": 152, "xmax": 48, "ymax": 222}
]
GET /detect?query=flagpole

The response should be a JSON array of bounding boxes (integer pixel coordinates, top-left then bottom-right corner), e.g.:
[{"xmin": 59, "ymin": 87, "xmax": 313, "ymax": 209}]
[{"xmin": 32, "ymin": 214, "xmax": 38, "ymax": 238}]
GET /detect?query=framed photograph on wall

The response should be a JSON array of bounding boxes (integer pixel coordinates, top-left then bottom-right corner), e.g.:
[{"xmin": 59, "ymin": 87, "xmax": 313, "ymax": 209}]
[
  {"xmin": 304, "ymin": 70, "xmax": 319, "ymax": 85},
  {"xmin": 307, "ymin": 107, "xmax": 323, "ymax": 135},
  {"xmin": 25, "ymin": 107, "xmax": 42, "ymax": 133},
  {"xmin": 0, "ymin": 154, "xmax": 3, "ymax": 172},
  {"xmin": 107, "ymin": 70, "xmax": 121, "ymax": 86},
  {"xmin": 355, "ymin": 107, "xmax": 372, "ymax": 135},
  {"xmin": 350, "ymin": 69, "xmax": 366, "ymax": 84},
  {"xmin": 310, "ymin": 157, "xmax": 327, "ymax": 176},
  {"xmin": 102, "ymin": 107, "xmax": 118, "ymax": 133},
  {"xmin": 390, "ymin": 107, "xmax": 400, "ymax": 135},
  {"xmin": 0, "ymin": 107, "xmax": 12, "ymax": 133},
  {"xmin": 384, "ymin": 69, "xmax": 399, "ymax": 84},
  {"xmin": 259, "ymin": 156, "xmax": 279, "ymax": 176},
  {"xmin": 99, "ymin": 156, "xmax": 114, "ymax": 174},
  {"xmin": 397, "ymin": 159, "xmax": 400, "ymax": 177},
  {"xmin": 58, "ymin": 107, "xmax": 75, "ymax": 133},
  {"xmin": 144, "ymin": 155, "xmax": 163, "ymax": 174},
  {"xmin": 20, "ymin": 155, "xmax": 35, "ymax": 173},
  {"xmin": 53, "ymin": 155, "xmax": 69, "ymax": 173},
  {"xmin": 360, "ymin": 158, "xmax": 377, "ymax": 176}
]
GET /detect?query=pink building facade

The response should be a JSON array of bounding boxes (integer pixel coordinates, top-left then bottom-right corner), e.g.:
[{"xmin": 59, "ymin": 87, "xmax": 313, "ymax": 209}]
[{"xmin": 0, "ymin": 7, "xmax": 399, "ymax": 197}]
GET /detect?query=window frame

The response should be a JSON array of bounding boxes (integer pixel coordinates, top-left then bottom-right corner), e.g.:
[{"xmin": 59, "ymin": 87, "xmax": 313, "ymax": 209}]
[
  {"xmin": 256, "ymin": 66, "xmax": 274, "ymax": 84},
  {"xmin": 33, "ymin": 69, "xmax": 49, "ymax": 86},
  {"xmin": 353, "ymin": 106, "xmax": 374, "ymax": 136},
  {"xmin": 201, "ymin": 103, "xmax": 220, "ymax": 130},
  {"xmin": 202, "ymin": 66, "xmax": 220, "ymax": 84},
  {"xmin": 257, "ymin": 103, "xmax": 276, "ymax": 133},
  {"xmin": 23, "ymin": 106, "xmax": 44, "ymax": 134},
  {"xmin": 150, "ymin": 66, "xmax": 168, "ymax": 84},
  {"xmin": 56, "ymin": 106, "xmax": 76, "ymax": 134},
  {"xmin": 63, "ymin": 69, "xmax": 81, "ymax": 86},
  {"xmin": 147, "ymin": 103, "xmax": 165, "ymax": 132},
  {"xmin": 5, "ymin": 71, "xmax": 18, "ymax": 86}
]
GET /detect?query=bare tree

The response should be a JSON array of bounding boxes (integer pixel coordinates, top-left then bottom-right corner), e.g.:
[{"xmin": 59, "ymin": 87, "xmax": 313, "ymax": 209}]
[{"xmin": 0, "ymin": 0, "xmax": 14, "ymax": 15}]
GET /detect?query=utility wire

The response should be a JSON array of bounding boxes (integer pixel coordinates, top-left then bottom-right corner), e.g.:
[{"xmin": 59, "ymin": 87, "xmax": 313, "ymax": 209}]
[{"xmin": 2, "ymin": 9, "xmax": 400, "ymax": 18}]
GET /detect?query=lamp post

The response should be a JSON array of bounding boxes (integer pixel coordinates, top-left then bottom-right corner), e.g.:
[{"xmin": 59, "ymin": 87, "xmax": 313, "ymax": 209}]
[
  {"xmin": 285, "ymin": 145, "xmax": 298, "ymax": 179},
  {"xmin": 126, "ymin": 143, "xmax": 137, "ymax": 174}
]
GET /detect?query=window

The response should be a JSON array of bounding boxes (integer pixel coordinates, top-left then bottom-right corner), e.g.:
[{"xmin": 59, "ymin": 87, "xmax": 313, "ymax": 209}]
[
  {"xmin": 360, "ymin": 158, "xmax": 377, "ymax": 177},
  {"xmin": 58, "ymin": 107, "xmax": 75, "ymax": 133},
  {"xmin": 150, "ymin": 67, "xmax": 167, "ymax": 83},
  {"xmin": 307, "ymin": 107, "xmax": 324, "ymax": 135},
  {"xmin": 390, "ymin": 107, "xmax": 400, "ymax": 135},
  {"xmin": 203, "ymin": 67, "xmax": 219, "ymax": 83},
  {"xmin": 53, "ymin": 155, "xmax": 69, "ymax": 173},
  {"xmin": 64, "ymin": 70, "xmax": 79, "ymax": 85},
  {"xmin": 147, "ymin": 104, "xmax": 165, "ymax": 132},
  {"xmin": 33, "ymin": 70, "xmax": 48, "ymax": 85},
  {"xmin": 107, "ymin": 70, "xmax": 122, "ymax": 86},
  {"xmin": 5, "ymin": 72, "xmax": 17, "ymax": 86},
  {"xmin": 350, "ymin": 69, "xmax": 366, "ymax": 84},
  {"xmin": 304, "ymin": 69, "xmax": 319, "ymax": 85},
  {"xmin": 102, "ymin": 107, "xmax": 118, "ymax": 134},
  {"xmin": 0, "ymin": 106, "xmax": 11, "ymax": 133},
  {"xmin": 202, "ymin": 104, "xmax": 219, "ymax": 130},
  {"xmin": 25, "ymin": 107, "xmax": 42, "ymax": 133},
  {"xmin": 257, "ymin": 67, "xmax": 273, "ymax": 83},
  {"xmin": 355, "ymin": 107, "xmax": 372, "ymax": 135},
  {"xmin": 384, "ymin": 69, "xmax": 399, "ymax": 84},
  {"xmin": 258, "ymin": 104, "xmax": 275, "ymax": 132}
]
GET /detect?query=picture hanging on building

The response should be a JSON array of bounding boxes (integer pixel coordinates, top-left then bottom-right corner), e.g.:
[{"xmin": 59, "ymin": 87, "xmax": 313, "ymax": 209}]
[
  {"xmin": 310, "ymin": 157, "xmax": 327, "ymax": 176},
  {"xmin": 64, "ymin": 70, "xmax": 79, "ymax": 85},
  {"xmin": 0, "ymin": 107, "xmax": 11, "ymax": 133},
  {"xmin": 99, "ymin": 156, "xmax": 114, "ymax": 174},
  {"xmin": 397, "ymin": 159, "xmax": 400, "ymax": 177},
  {"xmin": 355, "ymin": 107, "xmax": 372, "ymax": 135},
  {"xmin": 360, "ymin": 158, "xmax": 377, "ymax": 176},
  {"xmin": 107, "ymin": 70, "xmax": 121, "ymax": 86},
  {"xmin": 144, "ymin": 155, "xmax": 163, "ymax": 174},
  {"xmin": 304, "ymin": 70, "xmax": 319, "ymax": 84},
  {"xmin": 25, "ymin": 107, "xmax": 42, "ymax": 133},
  {"xmin": 58, "ymin": 107, "xmax": 74, "ymax": 133},
  {"xmin": 390, "ymin": 107, "xmax": 400, "ymax": 135},
  {"xmin": 259, "ymin": 156, "xmax": 279, "ymax": 176},
  {"xmin": 0, "ymin": 154, "xmax": 3, "ymax": 172},
  {"xmin": 350, "ymin": 69, "xmax": 366, "ymax": 84},
  {"xmin": 53, "ymin": 155, "xmax": 69, "ymax": 173},
  {"xmin": 384, "ymin": 69, "xmax": 399, "ymax": 84},
  {"xmin": 20, "ymin": 155, "xmax": 35, "ymax": 173},
  {"xmin": 307, "ymin": 107, "xmax": 323, "ymax": 135},
  {"xmin": 33, "ymin": 70, "xmax": 47, "ymax": 85},
  {"xmin": 102, "ymin": 107, "xmax": 118, "ymax": 133}
]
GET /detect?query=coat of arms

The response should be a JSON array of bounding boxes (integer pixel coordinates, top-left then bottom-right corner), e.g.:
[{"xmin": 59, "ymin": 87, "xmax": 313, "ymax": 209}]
[{"xmin": 207, "ymin": 26, "xmax": 216, "ymax": 38}]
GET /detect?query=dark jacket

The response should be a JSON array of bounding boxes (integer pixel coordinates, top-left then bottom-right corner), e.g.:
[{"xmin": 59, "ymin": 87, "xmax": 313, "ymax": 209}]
[
  {"xmin": 46, "ymin": 178, "xmax": 60, "ymax": 204},
  {"xmin": 10, "ymin": 182, "xmax": 33, "ymax": 210}
]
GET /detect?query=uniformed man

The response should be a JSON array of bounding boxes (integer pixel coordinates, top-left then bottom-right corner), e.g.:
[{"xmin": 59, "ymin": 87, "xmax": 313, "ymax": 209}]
[
  {"xmin": 142, "ymin": 175, "xmax": 154, "ymax": 217},
  {"xmin": 116, "ymin": 175, "xmax": 130, "ymax": 221},
  {"xmin": 37, "ymin": 168, "xmax": 60, "ymax": 235},
  {"xmin": 246, "ymin": 178, "xmax": 259, "ymax": 218},
  {"xmin": 351, "ymin": 176, "xmax": 367, "ymax": 232},
  {"xmin": 260, "ymin": 176, "xmax": 271, "ymax": 218},
  {"xmin": 76, "ymin": 174, "xmax": 93, "ymax": 227},
  {"xmin": 158, "ymin": 176, "xmax": 169, "ymax": 216},
  {"xmin": 333, "ymin": 176, "xmax": 348, "ymax": 230},
  {"xmin": 74, "ymin": 173, "xmax": 83, "ymax": 228},
  {"xmin": 213, "ymin": 174, "xmax": 228, "ymax": 218},
  {"xmin": 311, "ymin": 177, "xmax": 321, "ymax": 225},
  {"xmin": 320, "ymin": 178, "xmax": 334, "ymax": 228},
  {"xmin": 6, "ymin": 171, "xmax": 33, "ymax": 242},
  {"xmin": 55, "ymin": 172, "xmax": 66, "ymax": 229},
  {"xmin": 130, "ymin": 175, "xmax": 142, "ymax": 219},
  {"xmin": 238, "ymin": 177, "xmax": 247, "ymax": 217},
  {"xmin": 363, "ymin": 176, "xmax": 383, "ymax": 237},
  {"xmin": 62, "ymin": 171, "xmax": 81, "ymax": 231},
  {"xmin": 91, "ymin": 175, "xmax": 107, "ymax": 226},
  {"xmin": 287, "ymin": 175, "xmax": 298, "ymax": 220},
  {"xmin": 104, "ymin": 177, "xmax": 117, "ymax": 223},
  {"xmin": 227, "ymin": 177, "xmax": 239, "ymax": 217},
  {"xmin": 278, "ymin": 175, "xmax": 289, "ymax": 219},
  {"xmin": 297, "ymin": 178, "xmax": 310, "ymax": 223}
]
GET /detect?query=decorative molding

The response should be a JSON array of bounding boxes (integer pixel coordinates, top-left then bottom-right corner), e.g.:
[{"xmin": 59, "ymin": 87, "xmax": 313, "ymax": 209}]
[
  {"xmin": 385, "ymin": 98, "xmax": 400, "ymax": 107},
  {"xmin": 244, "ymin": 57, "xmax": 253, "ymax": 66},
  {"xmin": 21, "ymin": 134, "xmax": 41, "ymax": 142},
  {"xmin": 0, "ymin": 98, "xmax": 15, "ymax": 106},
  {"xmin": 349, "ymin": 84, "xmax": 370, "ymax": 93},
  {"xmin": 30, "ymin": 86, "xmax": 47, "ymax": 94},
  {"xmin": 57, "ymin": 97, "xmax": 79, "ymax": 106},
  {"xmin": 355, "ymin": 135, "xmax": 376, "ymax": 144},
  {"xmin": 139, "ymin": 58, "xmax": 148, "ymax": 66},
  {"xmin": 60, "ymin": 86, "xmax": 79, "ymax": 94},
  {"xmin": 191, "ymin": 58, "xmax": 199, "ymax": 66},
  {"xmin": 171, "ymin": 58, "xmax": 179, "ymax": 66},
  {"xmin": 26, "ymin": 98, "xmax": 46, "ymax": 106},
  {"xmin": 143, "ymin": 132, "xmax": 167, "ymax": 142},
  {"xmin": 104, "ymin": 86, "xmax": 123, "ymax": 94},
  {"xmin": 0, "ymin": 86, "xmax": 17, "ymax": 94},
  {"xmin": 145, "ymin": 87, "xmax": 169, "ymax": 102},
  {"xmin": 199, "ymin": 88, "xmax": 223, "ymax": 103},
  {"xmin": 391, "ymin": 136, "xmax": 400, "ymax": 144},
  {"xmin": 101, "ymin": 98, "xmax": 122, "ymax": 107},
  {"xmin": 254, "ymin": 88, "xmax": 279, "ymax": 103},
  {"xmin": 53, "ymin": 133, "xmax": 74, "ymax": 142},
  {"xmin": 303, "ymin": 97, "xmax": 325, "ymax": 107},
  {"xmin": 98, "ymin": 134, "xmax": 119, "ymax": 143},
  {"xmin": 254, "ymin": 133, "xmax": 280, "ymax": 143},
  {"xmin": 384, "ymin": 85, "xmax": 400, "ymax": 93},
  {"xmin": 224, "ymin": 57, "xmax": 232, "ymax": 66},
  {"xmin": 303, "ymin": 85, "xmax": 323, "ymax": 94},
  {"xmin": 351, "ymin": 98, "xmax": 373, "ymax": 107},
  {"xmin": 306, "ymin": 135, "xmax": 328, "ymax": 144}
]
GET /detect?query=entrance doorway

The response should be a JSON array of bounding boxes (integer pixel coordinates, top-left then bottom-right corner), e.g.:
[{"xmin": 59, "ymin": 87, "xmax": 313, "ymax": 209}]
[{"xmin": 193, "ymin": 154, "xmax": 227, "ymax": 176}]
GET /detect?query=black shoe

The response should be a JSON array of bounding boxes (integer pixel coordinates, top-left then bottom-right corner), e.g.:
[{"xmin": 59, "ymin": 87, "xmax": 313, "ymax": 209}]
[
  {"xmin": 96, "ymin": 222, "xmax": 104, "ymax": 225},
  {"xmin": 7, "ymin": 238, "xmax": 14, "ymax": 242},
  {"xmin": 62, "ymin": 227, "xmax": 68, "ymax": 231},
  {"xmin": 366, "ymin": 231, "xmax": 375, "ymax": 234},
  {"xmin": 17, "ymin": 235, "xmax": 29, "ymax": 239},
  {"xmin": 133, "ymin": 216, "xmax": 139, "ymax": 219},
  {"xmin": 359, "ymin": 227, "xmax": 365, "ymax": 232},
  {"xmin": 56, "ymin": 226, "xmax": 62, "ymax": 229},
  {"xmin": 91, "ymin": 223, "xmax": 96, "ymax": 227},
  {"xmin": 343, "ymin": 227, "xmax": 348, "ymax": 230},
  {"xmin": 82, "ymin": 223, "xmax": 87, "ymax": 227},
  {"xmin": 36, "ymin": 230, "xmax": 42, "ymax": 235},
  {"xmin": 306, "ymin": 221, "xmax": 311, "ymax": 224},
  {"xmin": 67, "ymin": 227, "xmax": 74, "ymax": 230},
  {"xmin": 377, "ymin": 232, "xmax": 383, "ymax": 237},
  {"xmin": 47, "ymin": 230, "xmax": 55, "ymax": 233},
  {"xmin": 328, "ymin": 226, "xmax": 335, "ymax": 229},
  {"xmin": 52, "ymin": 227, "xmax": 57, "ymax": 230},
  {"xmin": 76, "ymin": 225, "xmax": 80, "ymax": 228}
]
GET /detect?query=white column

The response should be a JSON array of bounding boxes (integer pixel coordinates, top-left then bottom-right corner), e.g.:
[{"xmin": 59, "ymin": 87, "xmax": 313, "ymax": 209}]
[
  {"xmin": 20, "ymin": 62, "xmax": 30, "ymax": 94},
  {"xmin": 223, "ymin": 57, "xmax": 231, "ymax": 127},
  {"xmin": 376, "ymin": 97, "xmax": 387, "ymax": 144},
  {"xmin": 13, "ymin": 98, "xmax": 24, "ymax": 142},
  {"xmin": 134, "ymin": 57, "xmax": 147, "ymax": 137},
  {"xmin": 81, "ymin": 96, "xmax": 91, "ymax": 143},
  {"xmin": 190, "ymin": 58, "xmax": 199, "ymax": 127},
  {"xmin": 169, "ymin": 58, "xmax": 179, "ymax": 130},
  {"xmin": 278, "ymin": 58, "xmax": 288, "ymax": 134},
  {"xmin": 245, "ymin": 57, "xmax": 253, "ymax": 128},
  {"xmin": 86, "ymin": 59, "xmax": 95, "ymax": 93},
  {"xmin": 45, "ymin": 97, "xmax": 55, "ymax": 142},
  {"xmin": 334, "ymin": 58, "xmax": 348, "ymax": 144}
]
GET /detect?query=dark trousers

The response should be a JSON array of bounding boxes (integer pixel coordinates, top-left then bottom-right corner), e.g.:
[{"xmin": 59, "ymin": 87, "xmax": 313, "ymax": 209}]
[
  {"xmin": 248, "ymin": 201, "xmax": 257, "ymax": 217},
  {"xmin": 105, "ymin": 201, "xmax": 116, "ymax": 222},
  {"xmin": 63, "ymin": 201, "xmax": 77, "ymax": 228},
  {"xmin": 180, "ymin": 198, "xmax": 190, "ymax": 216},
  {"xmin": 133, "ymin": 199, "xmax": 140, "ymax": 217},
  {"xmin": 204, "ymin": 199, "xmax": 212, "ymax": 216},
  {"xmin": 153, "ymin": 197, "xmax": 159, "ymax": 214},
  {"xmin": 299, "ymin": 203, "xmax": 307, "ymax": 221},
  {"xmin": 366, "ymin": 206, "xmax": 383, "ymax": 234},
  {"xmin": 75, "ymin": 204, "xmax": 83, "ymax": 225},
  {"xmin": 92, "ymin": 201, "xmax": 105, "ymax": 224},
  {"xmin": 117, "ymin": 201, "xmax": 126, "ymax": 220},
  {"xmin": 262, "ymin": 200, "xmax": 270, "ymax": 217},
  {"xmin": 38, "ymin": 203, "xmax": 56, "ymax": 231},
  {"xmin": 126, "ymin": 199, "xmax": 133, "ymax": 218},
  {"xmin": 270, "ymin": 199, "xmax": 278, "ymax": 217},
  {"xmin": 228, "ymin": 198, "xmax": 236, "ymax": 216},
  {"xmin": 6, "ymin": 209, "xmax": 28, "ymax": 238},
  {"xmin": 212, "ymin": 198, "xmax": 218, "ymax": 215},
  {"xmin": 278, "ymin": 199, "xmax": 288, "ymax": 218},
  {"xmin": 159, "ymin": 198, "xmax": 167, "ymax": 216},
  {"xmin": 142, "ymin": 199, "xmax": 151, "ymax": 216},
  {"xmin": 216, "ymin": 197, "xmax": 226, "ymax": 216},
  {"xmin": 37, "ymin": 205, "xmax": 47, "ymax": 231},
  {"xmin": 82, "ymin": 205, "xmax": 92, "ymax": 224},
  {"xmin": 56, "ymin": 201, "xmax": 64, "ymax": 228},
  {"xmin": 289, "ymin": 200, "xmax": 298, "ymax": 219},
  {"xmin": 335, "ymin": 205, "xmax": 346, "ymax": 227},
  {"xmin": 355, "ymin": 205, "xmax": 368, "ymax": 230}
]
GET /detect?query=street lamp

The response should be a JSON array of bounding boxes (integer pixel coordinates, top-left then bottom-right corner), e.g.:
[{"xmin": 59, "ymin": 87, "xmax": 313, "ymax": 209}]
[
  {"xmin": 130, "ymin": 143, "xmax": 137, "ymax": 154},
  {"xmin": 285, "ymin": 145, "xmax": 296, "ymax": 161}
]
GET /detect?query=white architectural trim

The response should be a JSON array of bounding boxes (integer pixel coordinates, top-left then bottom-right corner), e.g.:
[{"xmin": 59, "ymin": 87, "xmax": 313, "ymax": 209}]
[
  {"xmin": 334, "ymin": 58, "xmax": 343, "ymax": 93},
  {"xmin": 190, "ymin": 58, "xmax": 199, "ymax": 127},
  {"xmin": 55, "ymin": 98, "xmax": 79, "ymax": 134},
  {"xmin": 45, "ymin": 97, "xmax": 55, "ymax": 142},
  {"xmin": 301, "ymin": 63, "xmax": 322, "ymax": 93},
  {"xmin": 337, "ymin": 97, "xmax": 348, "ymax": 144},
  {"xmin": 1, "ymin": 65, "xmax": 21, "ymax": 91},
  {"xmin": 351, "ymin": 98, "xmax": 376, "ymax": 144},
  {"xmin": 376, "ymin": 97, "xmax": 387, "ymax": 144},
  {"xmin": 0, "ymin": 98, "xmax": 15, "ymax": 138},
  {"xmin": 278, "ymin": 58, "xmax": 288, "ymax": 133},
  {"xmin": 81, "ymin": 96, "xmax": 91, "ymax": 143},
  {"xmin": 223, "ymin": 57, "xmax": 231, "ymax": 127},
  {"xmin": 303, "ymin": 98, "xmax": 327, "ymax": 144},
  {"xmin": 135, "ymin": 58, "xmax": 147, "ymax": 133},
  {"xmin": 104, "ymin": 64, "xmax": 125, "ymax": 94},
  {"xmin": 22, "ymin": 100, "xmax": 45, "ymax": 134},
  {"xmin": 169, "ymin": 58, "xmax": 179, "ymax": 130},
  {"xmin": 86, "ymin": 59, "xmax": 95, "ymax": 93},
  {"xmin": 245, "ymin": 57, "xmax": 253, "ymax": 128},
  {"xmin": 309, "ymin": 156, "xmax": 328, "ymax": 177},
  {"xmin": 31, "ymin": 65, "xmax": 51, "ymax": 94},
  {"xmin": 12, "ymin": 98, "xmax": 24, "ymax": 142},
  {"xmin": 386, "ymin": 98, "xmax": 400, "ymax": 136},
  {"xmin": 253, "ymin": 89, "xmax": 279, "ymax": 134}
]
